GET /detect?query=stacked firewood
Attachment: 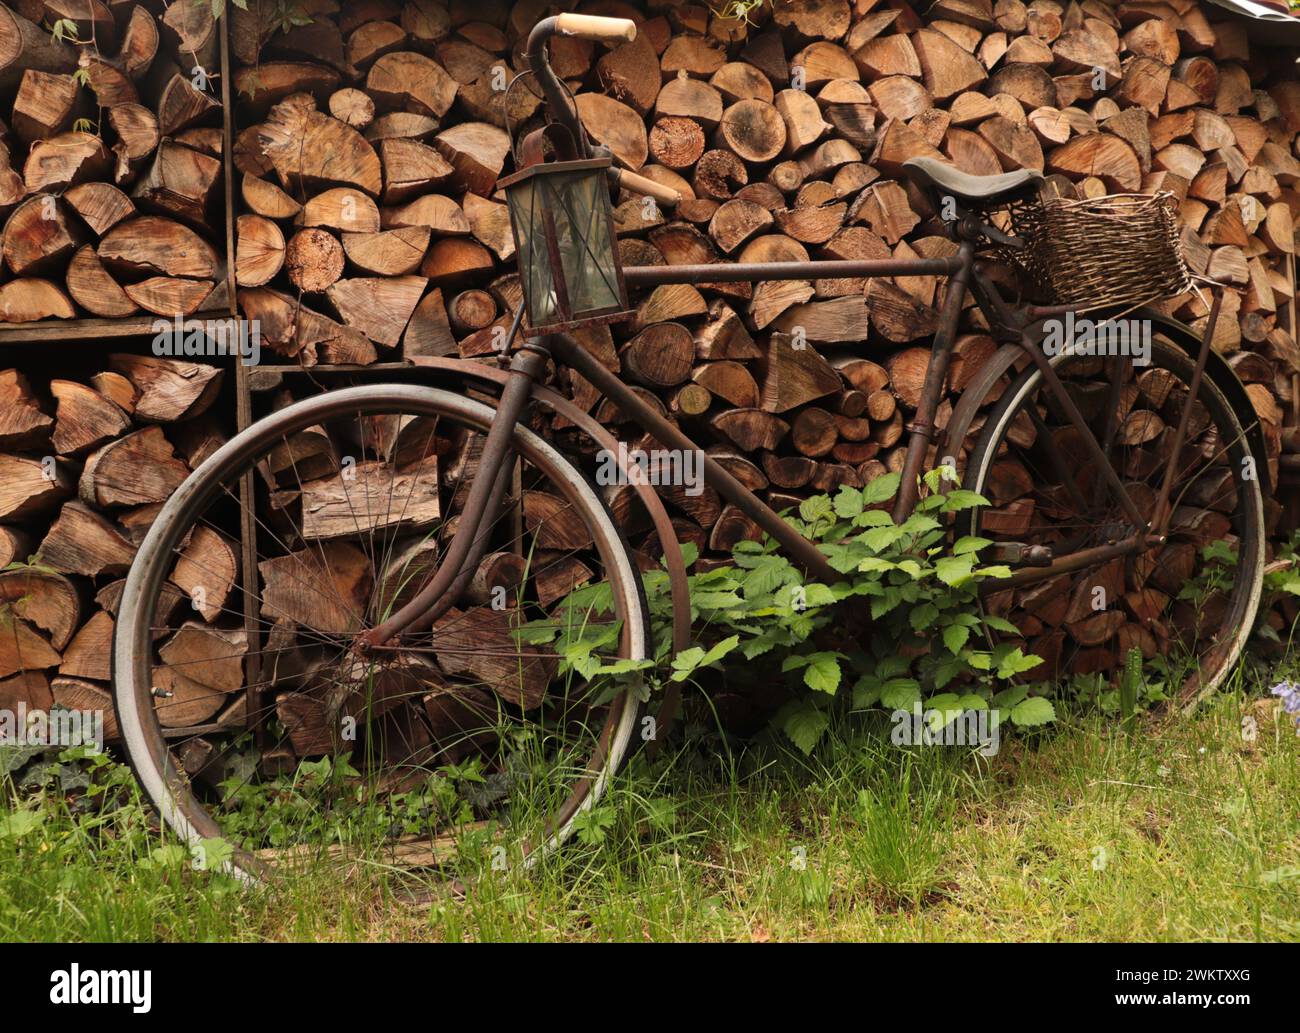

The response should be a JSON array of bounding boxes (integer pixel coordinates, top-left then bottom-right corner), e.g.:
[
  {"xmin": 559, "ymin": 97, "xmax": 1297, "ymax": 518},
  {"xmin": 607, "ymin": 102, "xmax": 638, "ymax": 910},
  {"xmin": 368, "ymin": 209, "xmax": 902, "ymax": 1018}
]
[
  {"xmin": 0, "ymin": 1, "xmax": 228, "ymax": 322},
  {"xmin": 223, "ymin": 0, "xmax": 1300, "ymax": 561},
  {"xmin": 0, "ymin": 355, "xmax": 232, "ymax": 735}
]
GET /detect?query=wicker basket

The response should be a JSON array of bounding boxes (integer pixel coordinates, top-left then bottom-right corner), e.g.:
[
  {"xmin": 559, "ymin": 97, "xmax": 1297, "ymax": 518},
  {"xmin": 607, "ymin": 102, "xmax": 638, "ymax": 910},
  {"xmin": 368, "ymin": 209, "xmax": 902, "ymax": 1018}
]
[{"xmin": 1005, "ymin": 192, "xmax": 1192, "ymax": 312}]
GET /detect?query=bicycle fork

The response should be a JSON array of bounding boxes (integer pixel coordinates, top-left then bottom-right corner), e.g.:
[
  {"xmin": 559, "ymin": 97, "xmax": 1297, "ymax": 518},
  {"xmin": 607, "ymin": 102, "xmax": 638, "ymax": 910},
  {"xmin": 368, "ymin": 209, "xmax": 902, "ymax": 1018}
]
[{"xmin": 355, "ymin": 341, "xmax": 548, "ymax": 651}]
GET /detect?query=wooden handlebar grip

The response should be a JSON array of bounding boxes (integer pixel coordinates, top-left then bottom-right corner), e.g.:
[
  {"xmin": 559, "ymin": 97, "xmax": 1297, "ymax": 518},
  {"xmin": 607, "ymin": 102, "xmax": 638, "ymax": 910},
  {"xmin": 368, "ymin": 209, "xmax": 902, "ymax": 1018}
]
[
  {"xmin": 554, "ymin": 14, "xmax": 637, "ymax": 42},
  {"xmin": 616, "ymin": 169, "xmax": 681, "ymax": 207}
]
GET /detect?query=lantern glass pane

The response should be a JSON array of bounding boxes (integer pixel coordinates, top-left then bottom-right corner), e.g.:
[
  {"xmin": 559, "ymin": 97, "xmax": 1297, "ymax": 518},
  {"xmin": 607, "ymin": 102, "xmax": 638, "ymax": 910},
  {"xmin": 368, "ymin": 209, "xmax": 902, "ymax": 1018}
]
[
  {"xmin": 550, "ymin": 170, "xmax": 621, "ymax": 316},
  {"xmin": 507, "ymin": 176, "xmax": 560, "ymax": 328},
  {"xmin": 506, "ymin": 165, "xmax": 622, "ymax": 329}
]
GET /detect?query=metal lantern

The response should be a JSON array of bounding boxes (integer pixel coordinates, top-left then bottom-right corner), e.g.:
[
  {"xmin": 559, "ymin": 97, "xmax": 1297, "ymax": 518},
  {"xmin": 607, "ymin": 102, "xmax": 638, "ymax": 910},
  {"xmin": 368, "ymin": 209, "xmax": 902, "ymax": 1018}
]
[{"xmin": 500, "ymin": 156, "xmax": 631, "ymax": 335}]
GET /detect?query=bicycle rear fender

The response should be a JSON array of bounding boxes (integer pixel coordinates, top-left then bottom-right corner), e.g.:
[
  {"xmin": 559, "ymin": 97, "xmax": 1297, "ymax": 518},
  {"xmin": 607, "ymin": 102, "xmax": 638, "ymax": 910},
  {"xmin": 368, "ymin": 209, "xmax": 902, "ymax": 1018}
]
[{"xmin": 941, "ymin": 307, "xmax": 1271, "ymax": 496}]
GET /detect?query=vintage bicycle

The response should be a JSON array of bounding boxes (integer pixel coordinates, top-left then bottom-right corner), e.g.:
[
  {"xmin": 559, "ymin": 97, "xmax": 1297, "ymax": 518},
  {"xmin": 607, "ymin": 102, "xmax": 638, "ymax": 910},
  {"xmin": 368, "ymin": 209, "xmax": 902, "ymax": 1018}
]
[{"xmin": 111, "ymin": 15, "xmax": 1266, "ymax": 881}]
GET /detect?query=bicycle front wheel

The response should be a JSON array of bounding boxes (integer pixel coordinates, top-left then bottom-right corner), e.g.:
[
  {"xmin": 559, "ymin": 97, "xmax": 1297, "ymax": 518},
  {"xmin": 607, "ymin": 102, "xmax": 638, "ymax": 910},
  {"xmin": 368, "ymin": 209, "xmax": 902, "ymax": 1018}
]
[
  {"xmin": 958, "ymin": 333, "xmax": 1265, "ymax": 706},
  {"xmin": 113, "ymin": 383, "xmax": 649, "ymax": 881}
]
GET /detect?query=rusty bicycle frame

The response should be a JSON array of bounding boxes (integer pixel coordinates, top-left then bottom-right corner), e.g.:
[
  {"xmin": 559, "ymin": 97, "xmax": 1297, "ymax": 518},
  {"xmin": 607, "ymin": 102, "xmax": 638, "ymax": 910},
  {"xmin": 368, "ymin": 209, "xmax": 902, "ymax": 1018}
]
[{"xmin": 355, "ymin": 14, "xmax": 1227, "ymax": 664}]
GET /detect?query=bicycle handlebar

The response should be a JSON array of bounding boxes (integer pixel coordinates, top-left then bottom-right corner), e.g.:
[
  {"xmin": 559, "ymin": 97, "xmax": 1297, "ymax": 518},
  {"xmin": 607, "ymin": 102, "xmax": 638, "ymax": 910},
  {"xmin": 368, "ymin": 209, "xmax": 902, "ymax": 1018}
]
[
  {"xmin": 554, "ymin": 14, "xmax": 637, "ymax": 42},
  {"xmin": 613, "ymin": 168, "xmax": 681, "ymax": 207}
]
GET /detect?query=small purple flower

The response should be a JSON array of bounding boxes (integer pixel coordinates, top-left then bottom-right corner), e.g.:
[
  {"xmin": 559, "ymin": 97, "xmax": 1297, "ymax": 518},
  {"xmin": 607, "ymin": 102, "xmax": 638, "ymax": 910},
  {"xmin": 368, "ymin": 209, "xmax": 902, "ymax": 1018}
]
[{"xmin": 1269, "ymin": 681, "xmax": 1300, "ymax": 735}]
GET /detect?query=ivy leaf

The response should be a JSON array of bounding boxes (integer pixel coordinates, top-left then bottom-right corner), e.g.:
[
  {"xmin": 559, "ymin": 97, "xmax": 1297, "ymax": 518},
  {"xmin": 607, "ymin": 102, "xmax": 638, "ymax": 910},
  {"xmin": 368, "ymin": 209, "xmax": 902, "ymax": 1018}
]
[
  {"xmin": 1010, "ymin": 696, "xmax": 1056, "ymax": 727},
  {"xmin": 783, "ymin": 705, "xmax": 830, "ymax": 755}
]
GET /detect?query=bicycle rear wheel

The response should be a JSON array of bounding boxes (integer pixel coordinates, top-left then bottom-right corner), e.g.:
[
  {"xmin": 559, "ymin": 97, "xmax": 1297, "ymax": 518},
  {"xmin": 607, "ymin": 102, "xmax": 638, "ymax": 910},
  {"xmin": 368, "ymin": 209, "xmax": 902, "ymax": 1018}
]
[
  {"xmin": 958, "ymin": 333, "xmax": 1265, "ymax": 706},
  {"xmin": 113, "ymin": 384, "xmax": 648, "ymax": 881}
]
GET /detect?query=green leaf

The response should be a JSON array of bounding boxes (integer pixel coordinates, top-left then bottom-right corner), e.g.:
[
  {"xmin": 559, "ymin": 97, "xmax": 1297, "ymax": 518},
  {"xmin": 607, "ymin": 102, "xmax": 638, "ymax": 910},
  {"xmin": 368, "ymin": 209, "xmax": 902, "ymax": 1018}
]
[
  {"xmin": 877, "ymin": 655, "xmax": 911, "ymax": 679},
  {"xmin": 803, "ymin": 653, "xmax": 841, "ymax": 694},
  {"xmin": 880, "ymin": 677, "xmax": 921, "ymax": 710},
  {"xmin": 982, "ymin": 615, "xmax": 1020, "ymax": 635},
  {"xmin": 909, "ymin": 601, "xmax": 940, "ymax": 632},
  {"xmin": 862, "ymin": 471, "xmax": 901, "ymax": 505},
  {"xmin": 195, "ymin": 836, "xmax": 235, "ymax": 872},
  {"xmin": 862, "ymin": 524, "xmax": 906, "ymax": 552},
  {"xmin": 851, "ymin": 674, "xmax": 881, "ymax": 708},
  {"xmin": 995, "ymin": 647, "xmax": 1044, "ymax": 678},
  {"xmin": 854, "ymin": 509, "xmax": 893, "ymax": 528},
  {"xmin": 701, "ymin": 635, "xmax": 740, "ymax": 666},
  {"xmin": 942, "ymin": 623, "xmax": 969, "ymax": 654},
  {"xmin": 952, "ymin": 535, "xmax": 993, "ymax": 556},
  {"xmin": 0, "ymin": 809, "xmax": 44, "ymax": 840},
  {"xmin": 799, "ymin": 494, "xmax": 834, "ymax": 525},
  {"xmin": 935, "ymin": 554, "xmax": 975, "ymax": 586},
  {"xmin": 833, "ymin": 486, "xmax": 863, "ymax": 518},
  {"xmin": 1010, "ymin": 696, "xmax": 1056, "ymax": 727},
  {"xmin": 940, "ymin": 489, "xmax": 989, "ymax": 512},
  {"xmin": 991, "ymin": 684, "xmax": 1030, "ymax": 709},
  {"xmin": 783, "ymin": 705, "xmax": 830, "ymax": 755}
]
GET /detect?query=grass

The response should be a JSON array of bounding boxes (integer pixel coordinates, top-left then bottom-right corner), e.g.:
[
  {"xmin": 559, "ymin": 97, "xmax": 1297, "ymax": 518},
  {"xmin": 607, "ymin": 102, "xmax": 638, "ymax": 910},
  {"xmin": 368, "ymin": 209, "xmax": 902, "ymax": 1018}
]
[{"xmin": 1, "ymin": 664, "xmax": 1298, "ymax": 942}]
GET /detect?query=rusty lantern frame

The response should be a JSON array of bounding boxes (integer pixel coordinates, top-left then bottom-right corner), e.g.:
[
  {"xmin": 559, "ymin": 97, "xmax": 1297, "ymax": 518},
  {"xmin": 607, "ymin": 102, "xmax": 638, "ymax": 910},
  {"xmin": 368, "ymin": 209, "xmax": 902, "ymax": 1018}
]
[{"xmin": 499, "ymin": 155, "xmax": 634, "ymax": 335}]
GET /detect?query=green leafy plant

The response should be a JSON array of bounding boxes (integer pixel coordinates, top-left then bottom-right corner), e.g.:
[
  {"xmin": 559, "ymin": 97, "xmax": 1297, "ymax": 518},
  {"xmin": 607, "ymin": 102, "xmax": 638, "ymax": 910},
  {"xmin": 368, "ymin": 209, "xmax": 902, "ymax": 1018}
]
[
  {"xmin": 534, "ymin": 468, "xmax": 1057, "ymax": 755},
  {"xmin": 49, "ymin": 18, "xmax": 81, "ymax": 43}
]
